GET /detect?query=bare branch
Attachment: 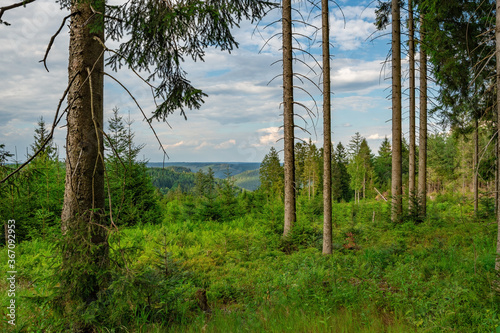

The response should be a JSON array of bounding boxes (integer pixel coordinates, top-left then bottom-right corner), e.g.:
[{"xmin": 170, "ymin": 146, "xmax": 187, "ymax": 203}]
[
  {"xmin": 0, "ymin": 73, "xmax": 78, "ymax": 183},
  {"xmin": 40, "ymin": 12, "xmax": 78, "ymax": 72},
  {"xmin": 0, "ymin": 0, "xmax": 36, "ymax": 26},
  {"xmin": 103, "ymin": 71, "xmax": 169, "ymax": 159}
]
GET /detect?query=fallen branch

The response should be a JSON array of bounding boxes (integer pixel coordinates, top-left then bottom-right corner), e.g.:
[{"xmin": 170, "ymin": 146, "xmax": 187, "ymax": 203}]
[{"xmin": 374, "ymin": 187, "xmax": 387, "ymax": 202}]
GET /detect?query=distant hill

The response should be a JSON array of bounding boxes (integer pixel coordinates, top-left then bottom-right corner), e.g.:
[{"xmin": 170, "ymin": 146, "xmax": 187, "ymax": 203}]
[
  {"xmin": 147, "ymin": 163, "xmax": 261, "ymax": 192},
  {"xmin": 147, "ymin": 167, "xmax": 196, "ymax": 194},
  {"xmin": 232, "ymin": 169, "xmax": 260, "ymax": 191},
  {"xmin": 147, "ymin": 162, "xmax": 260, "ymax": 179}
]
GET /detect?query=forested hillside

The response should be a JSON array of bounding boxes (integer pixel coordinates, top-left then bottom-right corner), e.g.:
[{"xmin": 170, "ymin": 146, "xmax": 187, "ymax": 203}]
[
  {"xmin": 1, "ymin": 0, "xmax": 500, "ymax": 332},
  {"xmin": 147, "ymin": 164, "xmax": 261, "ymax": 192},
  {"xmin": 147, "ymin": 162, "xmax": 261, "ymax": 179}
]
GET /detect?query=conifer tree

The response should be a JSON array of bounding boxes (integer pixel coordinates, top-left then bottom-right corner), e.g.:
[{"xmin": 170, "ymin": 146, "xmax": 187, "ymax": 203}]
[
  {"xmin": 282, "ymin": 0, "xmax": 296, "ymax": 237},
  {"xmin": 259, "ymin": 147, "xmax": 284, "ymax": 197},
  {"xmin": 321, "ymin": 0, "xmax": 332, "ymax": 254},
  {"xmin": 105, "ymin": 107, "xmax": 160, "ymax": 227},
  {"xmin": 391, "ymin": 0, "xmax": 403, "ymax": 222},
  {"xmin": 2, "ymin": 0, "xmax": 273, "ymax": 321},
  {"xmin": 374, "ymin": 137, "xmax": 392, "ymax": 192},
  {"xmin": 332, "ymin": 142, "xmax": 351, "ymax": 202},
  {"xmin": 30, "ymin": 117, "xmax": 57, "ymax": 160}
]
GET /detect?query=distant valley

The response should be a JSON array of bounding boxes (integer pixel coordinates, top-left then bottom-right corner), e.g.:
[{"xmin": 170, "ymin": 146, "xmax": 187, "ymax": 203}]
[{"xmin": 147, "ymin": 162, "xmax": 261, "ymax": 191}]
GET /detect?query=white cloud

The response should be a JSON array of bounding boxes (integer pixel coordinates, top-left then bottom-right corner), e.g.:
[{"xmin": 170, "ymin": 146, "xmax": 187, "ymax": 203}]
[
  {"xmin": 215, "ymin": 139, "xmax": 236, "ymax": 149},
  {"xmin": 162, "ymin": 141, "xmax": 184, "ymax": 149},
  {"xmin": 253, "ymin": 127, "xmax": 282, "ymax": 147},
  {"xmin": 330, "ymin": 6, "xmax": 378, "ymax": 51},
  {"xmin": 367, "ymin": 133, "xmax": 389, "ymax": 140},
  {"xmin": 0, "ymin": 0, "xmax": 400, "ymax": 163}
]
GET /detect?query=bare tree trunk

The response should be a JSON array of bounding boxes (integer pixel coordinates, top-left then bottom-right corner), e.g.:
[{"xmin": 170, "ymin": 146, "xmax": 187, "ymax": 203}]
[
  {"xmin": 322, "ymin": 0, "xmax": 332, "ymax": 255},
  {"xmin": 408, "ymin": 0, "xmax": 416, "ymax": 210},
  {"xmin": 282, "ymin": 0, "xmax": 296, "ymax": 237},
  {"xmin": 496, "ymin": 134, "xmax": 498, "ymax": 216},
  {"xmin": 61, "ymin": 0, "xmax": 108, "ymax": 311},
  {"xmin": 391, "ymin": 0, "xmax": 402, "ymax": 222},
  {"xmin": 496, "ymin": 0, "xmax": 500, "ymax": 271},
  {"xmin": 363, "ymin": 174, "xmax": 366, "ymax": 200},
  {"xmin": 474, "ymin": 119, "xmax": 479, "ymax": 215},
  {"xmin": 418, "ymin": 15, "xmax": 428, "ymax": 218}
]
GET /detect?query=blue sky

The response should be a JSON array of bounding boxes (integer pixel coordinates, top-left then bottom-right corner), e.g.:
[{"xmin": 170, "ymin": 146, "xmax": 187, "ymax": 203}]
[{"xmin": 0, "ymin": 0, "xmax": 425, "ymax": 163}]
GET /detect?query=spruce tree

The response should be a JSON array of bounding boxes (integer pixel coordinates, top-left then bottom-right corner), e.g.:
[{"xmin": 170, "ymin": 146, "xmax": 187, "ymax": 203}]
[
  {"xmin": 30, "ymin": 117, "xmax": 57, "ymax": 160},
  {"xmin": 332, "ymin": 142, "xmax": 351, "ymax": 203},
  {"xmin": 259, "ymin": 147, "xmax": 284, "ymax": 197}
]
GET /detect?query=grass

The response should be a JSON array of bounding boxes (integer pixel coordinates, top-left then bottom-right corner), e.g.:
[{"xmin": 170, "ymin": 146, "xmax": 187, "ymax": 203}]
[{"xmin": 1, "ymin": 195, "xmax": 500, "ymax": 332}]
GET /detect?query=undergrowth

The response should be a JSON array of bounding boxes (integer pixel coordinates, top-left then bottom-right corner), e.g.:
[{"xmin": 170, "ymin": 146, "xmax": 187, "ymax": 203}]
[{"xmin": 1, "ymin": 194, "xmax": 499, "ymax": 332}]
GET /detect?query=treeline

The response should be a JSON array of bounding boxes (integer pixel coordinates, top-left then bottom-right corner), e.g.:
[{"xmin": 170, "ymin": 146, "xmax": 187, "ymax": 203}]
[
  {"xmin": 1, "ymin": 109, "xmax": 495, "ymax": 244},
  {"xmin": 0, "ymin": 109, "xmax": 162, "ymax": 243},
  {"xmin": 260, "ymin": 129, "xmax": 495, "ymax": 210},
  {"xmin": 148, "ymin": 166, "xmax": 196, "ymax": 194}
]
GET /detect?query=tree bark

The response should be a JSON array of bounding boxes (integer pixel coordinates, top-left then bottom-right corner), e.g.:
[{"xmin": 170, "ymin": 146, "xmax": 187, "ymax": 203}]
[
  {"xmin": 408, "ymin": 0, "xmax": 416, "ymax": 210},
  {"xmin": 61, "ymin": 0, "xmax": 108, "ymax": 309},
  {"xmin": 496, "ymin": 134, "xmax": 498, "ymax": 216},
  {"xmin": 495, "ymin": 0, "xmax": 500, "ymax": 271},
  {"xmin": 391, "ymin": 0, "xmax": 402, "ymax": 222},
  {"xmin": 418, "ymin": 14, "xmax": 428, "ymax": 218},
  {"xmin": 282, "ymin": 0, "xmax": 296, "ymax": 237},
  {"xmin": 321, "ymin": 0, "xmax": 332, "ymax": 255},
  {"xmin": 474, "ymin": 119, "xmax": 479, "ymax": 215}
]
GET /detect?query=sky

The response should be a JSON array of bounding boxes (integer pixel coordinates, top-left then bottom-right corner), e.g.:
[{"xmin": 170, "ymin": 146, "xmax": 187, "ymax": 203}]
[{"xmin": 0, "ymin": 0, "xmax": 426, "ymax": 163}]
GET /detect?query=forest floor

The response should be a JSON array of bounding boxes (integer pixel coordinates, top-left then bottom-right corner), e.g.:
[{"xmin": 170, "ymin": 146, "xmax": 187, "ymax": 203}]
[{"xmin": 1, "ymin": 195, "xmax": 500, "ymax": 332}]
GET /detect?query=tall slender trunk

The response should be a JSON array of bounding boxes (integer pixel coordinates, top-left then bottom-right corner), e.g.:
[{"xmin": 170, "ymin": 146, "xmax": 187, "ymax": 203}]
[
  {"xmin": 322, "ymin": 0, "xmax": 332, "ymax": 254},
  {"xmin": 363, "ymin": 173, "xmax": 366, "ymax": 199},
  {"xmin": 408, "ymin": 0, "xmax": 416, "ymax": 209},
  {"xmin": 474, "ymin": 119, "xmax": 479, "ymax": 215},
  {"xmin": 496, "ymin": 134, "xmax": 498, "ymax": 216},
  {"xmin": 391, "ymin": 0, "xmax": 402, "ymax": 222},
  {"xmin": 61, "ymin": 0, "xmax": 108, "ymax": 310},
  {"xmin": 282, "ymin": 0, "xmax": 296, "ymax": 237},
  {"xmin": 418, "ymin": 14, "xmax": 428, "ymax": 218},
  {"xmin": 495, "ymin": 0, "xmax": 500, "ymax": 271}
]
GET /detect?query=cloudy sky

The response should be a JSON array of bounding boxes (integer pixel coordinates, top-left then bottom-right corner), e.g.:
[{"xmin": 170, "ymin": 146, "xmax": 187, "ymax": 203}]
[{"xmin": 0, "ymin": 0, "xmax": 417, "ymax": 163}]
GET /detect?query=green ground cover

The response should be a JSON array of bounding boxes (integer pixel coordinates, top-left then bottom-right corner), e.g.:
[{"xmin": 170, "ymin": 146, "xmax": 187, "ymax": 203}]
[{"xmin": 1, "ymin": 196, "xmax": 499, "ymax": 332}]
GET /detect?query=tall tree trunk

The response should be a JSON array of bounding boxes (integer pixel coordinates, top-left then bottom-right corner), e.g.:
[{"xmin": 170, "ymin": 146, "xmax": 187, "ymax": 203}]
[
  {"xmin": 418, "ymin": 14, "xmax": 428, "ymax": 218},
  {"xmin": 495, "ymin": 0, "xmax": 500, "ymax": 271},
  {"xmin": 61, "ymin": 0, "xmax": 108, "ymax": 313},
  {"xmin": 363, "ymin": 173, "xmax": 366, "ymax": 199},
  {"xmin": 474, "ymin": 119, "xmax": 479, "ymax": 215},
  {"xmin": 496, "ymin": 134, "xmax": 498, "ymax": 217},
  {"xmin": 408, "ymin": 0, "xmax": 416, "ymax": 210},
  {"xmin": 391, "ymin": 0, "xmax": 402, "ymax": 222},
  {"xmin": 322, "ymin": 0, "xmax": 332, "ymax": 255},
  {"xmin": 282, "ymin": 0, "xmax": 296, "ymax": 237}
]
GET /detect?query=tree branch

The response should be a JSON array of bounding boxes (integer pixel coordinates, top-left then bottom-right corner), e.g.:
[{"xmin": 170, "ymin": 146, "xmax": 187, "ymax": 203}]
[
  {"xmin": 40, "ymin": 12, "xmax": 78, "ymax": 72},
  {"xmin": 0, "ymin": 0, "xmax": 37, "ymax": 26},
  {"xmin": 103, "ymin": 71, "xmax": 169, "ymax": 160}
]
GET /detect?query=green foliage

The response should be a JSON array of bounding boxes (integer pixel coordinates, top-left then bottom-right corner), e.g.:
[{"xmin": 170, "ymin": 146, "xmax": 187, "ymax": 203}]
[
  {"xmin": 374, "ymin": 136, "xmax": 392, "ymax": 192},
  {"xmin": 0, "ymin": 151, "xmax": 64, "ymax": 244},
  {"xmin": 0, "ymin": 143, "xmax": 13, "ymax": 166},
  {"xmin": 30, "ymin": 116, "xmax": 58, "ymax": 160},
  {"xmin": 104, "ymin": 107, "xmax": 162, "ymax": 226},
  {"xmin": 232, "ymin": 169, "xmax": 260, "ymax": 191},
  {"xmin": 7, "ymin": 196, "xmax": 499, "ymax": 332},
  {"xmin": 259, "ymin": 146, "xmax": 283, "ymax": 197},
  {"xmin": 148, "ymin": 166, "xmax": 196, "ymax": 194},
  {"xmin": 427, "ymin": 133, "xmax": 459, "ymax": 191},
  {"xmin": 347, "ymin": 134, "xmax": 375, "ymax": 201},
  {"xmin": 101, "ymin": 0, "xmax": 275, "ymax": 120},
  {"xmin": 332, "ymin": 142, "xmax": 352, "ymax": 202}
]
